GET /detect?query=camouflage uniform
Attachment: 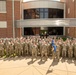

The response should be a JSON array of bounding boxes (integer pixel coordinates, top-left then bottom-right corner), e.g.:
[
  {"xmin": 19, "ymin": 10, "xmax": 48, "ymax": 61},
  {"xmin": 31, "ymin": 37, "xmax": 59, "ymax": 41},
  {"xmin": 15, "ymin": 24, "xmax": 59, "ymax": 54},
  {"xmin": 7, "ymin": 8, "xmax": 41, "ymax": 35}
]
[
  {"xmin": 23, "ymin": 41, "xmax": 29, "ymax": 55},
  {"xmin": 31, "ymin": 43, "xmax": 38, "ymax": 61},
  {"xmin": 8, "ymin": 42, "xmax": 14, "ymax": 56},
  {"xmin": 14, "ymin": 42, "xmax": 19, "ymax": 56},
  {"xmin": 18, "ymin": 42, "xmax": 23, "ymax": 56},
  {"xmin": 4, "ymin": 41, "xmax": 9, "ymax": 56},
  {"xmin": 59, "ymin": 41, "xmax": 63, "ymax": 57},
  {"xmin": 38, "ymin": 40, "xmax": 42, "ymax": 55},
  {"xmin": 74, "ymin": 43, "xmax": 76, "ymax": 59},
  {"xmin": 28, "ymin": 41, "xmax": 32, "ymax": 55},
  {"xmin": 52, "ymin": 43, "xmax": 60, "ymax": 61},
  {"xmin": 0, "ymin": 42, "xmax": 4, "ymax": 57},
  {"xmin": 41, "ymin": 43, "xmax": 48, "ymax": 61},
  {"xmin": 56, "ymin": 44, "xmax": 60, "ymax": 60},
  {"xmin": 62, "ymin": 43, "xmax": 67, "ymax": 58},
  {"xmin": 47, "ymin": 42, "xmax": 51, "ymax": 56},
  {"xmin": 67, "ymin": 43, "xmax": 73, "ymax": 58}
]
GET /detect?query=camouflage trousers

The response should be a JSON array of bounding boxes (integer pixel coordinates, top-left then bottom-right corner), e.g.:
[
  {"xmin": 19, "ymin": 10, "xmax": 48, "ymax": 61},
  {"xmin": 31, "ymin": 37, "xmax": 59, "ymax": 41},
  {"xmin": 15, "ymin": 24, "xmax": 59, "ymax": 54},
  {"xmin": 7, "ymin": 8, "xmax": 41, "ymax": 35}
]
[
  {"xmin": 14, "ymin": 49, "xmax": 22, "ymax": 56},
  {"xmin": 6, "ymin": 49, "xmax": 14, "ymax": 56},
  {"xmin": 32, "ymin": 49, "xmax": 37, "ymax": 61},
  {"xmin": 62, "ymin": 50, "xmax": 66, "ymax": 58},
  {"xmin": 41, "ymin": 50, "xmax": 48, "ymax": 61},
  {"xmin": 68, "ymin": 50, "xmax": 73, "ymax": 58},
  {"xmin": 74, "ymin": 50, "xmax": 76, "ymax": 58},
  {"xmin": 23, "ymin": 49, "xmax": 28, "ymax": 55},
  {"xmin": 0, "ymin": 49, "xmax": 4, "ymax": 57},
  {"xmin": 52, "ymin": 51, "xmax": 60, "ymax": 60}
]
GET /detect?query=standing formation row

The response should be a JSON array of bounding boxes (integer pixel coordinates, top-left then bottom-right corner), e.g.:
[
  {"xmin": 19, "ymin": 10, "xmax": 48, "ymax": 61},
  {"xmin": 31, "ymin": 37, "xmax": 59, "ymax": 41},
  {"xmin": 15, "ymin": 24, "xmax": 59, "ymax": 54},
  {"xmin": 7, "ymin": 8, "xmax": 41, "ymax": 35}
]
[{"xmin": 0, "ymin": 36, "xmax": 76, "ymax": 61}]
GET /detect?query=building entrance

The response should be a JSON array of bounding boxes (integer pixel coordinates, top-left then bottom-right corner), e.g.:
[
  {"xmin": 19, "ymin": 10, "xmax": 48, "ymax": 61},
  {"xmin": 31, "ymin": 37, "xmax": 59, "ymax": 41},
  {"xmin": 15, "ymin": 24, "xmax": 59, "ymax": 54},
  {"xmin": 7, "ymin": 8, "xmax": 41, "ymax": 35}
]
[
  {"xmin": 24, "ymin": 27, "xmax": 34, "ymax": 35},
  {"xmin": 48, "ymin": 27, "xmax": 63, "ymax": 35},
  {"xmin": 24, "ymin": 27, "xmax": 64, "ymax": 36}
]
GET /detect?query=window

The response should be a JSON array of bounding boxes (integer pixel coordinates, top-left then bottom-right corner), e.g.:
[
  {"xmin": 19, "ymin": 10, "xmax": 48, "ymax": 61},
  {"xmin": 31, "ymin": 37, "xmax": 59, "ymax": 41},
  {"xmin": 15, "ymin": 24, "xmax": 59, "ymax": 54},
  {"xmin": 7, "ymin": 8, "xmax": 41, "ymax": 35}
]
[
  {"xmin": 39, "ymin": 8, "xmax": 48, "ymax": 18},
  {"xmin": 40, "ymin": 13, "xmax": 44, "ymax": 18},
  {"xmin": 0, "ymin": 1, "xmax": 6, "ymax": 13},
  {"xmin": 0, "ymin": 21, "xmax": 7, "ymax": 28},
  {"xmin": 24, "ymin": 8, "xmax": 63, "ymax": 19}
]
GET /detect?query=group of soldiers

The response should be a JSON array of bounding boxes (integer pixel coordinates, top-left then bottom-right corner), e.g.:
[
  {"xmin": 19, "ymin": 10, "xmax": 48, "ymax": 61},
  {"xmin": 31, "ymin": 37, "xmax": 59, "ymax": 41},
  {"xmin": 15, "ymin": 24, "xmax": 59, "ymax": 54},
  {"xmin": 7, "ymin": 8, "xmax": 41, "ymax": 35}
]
[{"xmin": 0, "ymin": 36, "xmax": 76, "ymax": 61}]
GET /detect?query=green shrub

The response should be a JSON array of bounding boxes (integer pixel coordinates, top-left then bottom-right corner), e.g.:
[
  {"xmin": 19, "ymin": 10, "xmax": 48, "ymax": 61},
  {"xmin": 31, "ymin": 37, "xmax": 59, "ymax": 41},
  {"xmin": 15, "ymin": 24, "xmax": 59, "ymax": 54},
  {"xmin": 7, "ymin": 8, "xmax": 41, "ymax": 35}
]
[{"xmin": 62, "ymin": 37, "xmax": 67, "ymax": 41}]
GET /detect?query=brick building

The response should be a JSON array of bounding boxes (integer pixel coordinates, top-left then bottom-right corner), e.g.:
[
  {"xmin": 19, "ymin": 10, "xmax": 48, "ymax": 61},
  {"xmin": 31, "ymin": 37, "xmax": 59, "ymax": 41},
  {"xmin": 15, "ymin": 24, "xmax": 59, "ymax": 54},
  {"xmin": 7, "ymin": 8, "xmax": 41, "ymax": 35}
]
[{"xmin": 0, "ymin": 0, "xmax": 76, "ymax": 38}]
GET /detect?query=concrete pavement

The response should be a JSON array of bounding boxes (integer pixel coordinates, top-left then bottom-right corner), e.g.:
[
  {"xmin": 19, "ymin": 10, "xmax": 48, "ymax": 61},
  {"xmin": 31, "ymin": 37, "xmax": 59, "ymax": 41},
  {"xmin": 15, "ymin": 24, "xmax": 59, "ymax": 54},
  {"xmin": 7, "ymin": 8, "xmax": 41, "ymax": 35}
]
[{"xmin": 0, "ymin": 56, "xmax": 76, "ymax": 75}]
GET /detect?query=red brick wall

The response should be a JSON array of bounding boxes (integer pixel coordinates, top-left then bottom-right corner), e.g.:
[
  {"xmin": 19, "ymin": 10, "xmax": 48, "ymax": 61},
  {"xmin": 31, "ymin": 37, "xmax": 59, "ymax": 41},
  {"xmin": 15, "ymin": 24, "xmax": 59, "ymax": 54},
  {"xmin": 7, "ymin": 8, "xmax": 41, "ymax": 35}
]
[
  {"xmin": 75, "ymin": 0, "xmax": 76, "ymax": 18},
  {"xmin": 68, "ymin": 27, "xmax": 75, "ymax": 37},
  {"xmin": 14, "ymin": 1, "xmax": 20, "ymax": 20},
  {"xmin": 65, "ymin": 27, "xmax": 76, "ymax": 37},
  {"xmin": 14, "ymin": 1, "xmax": 21, "ymax": 37},
  {"xmin": 0, "ymin": 28, "xmax": 7, "ymax": 38},
  {"xmin": 0, "ymin": 6, "xmax": 7, "ymax": 38},
  {"xmin": 0, "ymin": 13, "xmax": 7, "ymax": 38},
  {"xmin": 15, "ymin": 28, "xmax": 22, "ymax": 37},
  {"xmin": 6, "ymin": 1, "xmax": 13, "ymax": 38},
  {"xmin": 6, "ymin": 1, "xmax": 20, "ymax": 38},
  {"xmin": 65, "ymin": 0, "xmax": 76, "ymax": 38},
  {"xmin": 0, "ymin": 13, "xmax": 6, "ymax": 21},
  {"xmin": 65, "ymin": 27, "xmax": 76, "ymax": 38},
  {"xmin": 66, "ymin": 0, "xmax": 75, "ymax": 18}
]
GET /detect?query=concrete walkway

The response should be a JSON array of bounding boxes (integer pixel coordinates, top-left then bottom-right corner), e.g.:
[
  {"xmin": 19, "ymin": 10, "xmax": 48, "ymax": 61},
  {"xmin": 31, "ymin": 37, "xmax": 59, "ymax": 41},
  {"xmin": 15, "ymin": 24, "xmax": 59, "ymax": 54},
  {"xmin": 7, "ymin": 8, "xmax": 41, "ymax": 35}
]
[{"xmin": 0, "ymin": 56, "xmax": 76, "ymax": 75}]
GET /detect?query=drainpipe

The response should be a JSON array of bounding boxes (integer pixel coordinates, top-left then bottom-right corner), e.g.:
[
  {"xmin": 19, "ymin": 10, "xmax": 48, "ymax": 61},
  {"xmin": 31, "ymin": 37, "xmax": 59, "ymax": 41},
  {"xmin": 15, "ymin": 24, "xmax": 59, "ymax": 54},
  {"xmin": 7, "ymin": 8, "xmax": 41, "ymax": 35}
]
[{"xmin": 12, "ymin": 0, "xmax": 15, "ymax": 38}]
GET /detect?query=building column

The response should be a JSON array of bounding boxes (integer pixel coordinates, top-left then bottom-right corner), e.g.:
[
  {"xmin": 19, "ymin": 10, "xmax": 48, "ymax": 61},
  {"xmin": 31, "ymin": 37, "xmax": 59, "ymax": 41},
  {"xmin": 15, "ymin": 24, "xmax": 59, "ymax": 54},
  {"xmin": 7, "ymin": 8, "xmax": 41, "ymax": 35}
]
[
  {"xmin": 63, "ymin": 27, "xmax": 65, "ymax": 36},
  {"xmin": 12, "ymin": 0, "xmax": 15, "ymax": 38}
]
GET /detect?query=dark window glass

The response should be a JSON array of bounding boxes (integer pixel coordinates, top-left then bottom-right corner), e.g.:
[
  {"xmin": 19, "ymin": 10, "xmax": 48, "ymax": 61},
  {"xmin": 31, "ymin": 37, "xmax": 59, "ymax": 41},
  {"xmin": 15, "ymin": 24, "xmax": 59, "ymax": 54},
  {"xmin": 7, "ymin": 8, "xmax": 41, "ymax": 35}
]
[
  {"xmin": 48, "ymin": 8, "xmax": 63, "ymax": 18},
  {"xmin": 48, "ymin": 27, "xmax": 63, "ymax": 35},
  {"xmin": 40, "ymin": 13, "xmax": 44, "ymax": 18},
  {"xmin": 40, "ymin": 8, "xmax": 44, "ymax": 12},
  {"xmin": 24, "ymin": 8, "xmax": 64, "ymax": 19},
  {"xmin": 45, "ymin": 13, "xmax": 48, "ymax": 18},
  {"xmin": 45, "ymin": 8, "xmax": 48, "ymax": 12}
]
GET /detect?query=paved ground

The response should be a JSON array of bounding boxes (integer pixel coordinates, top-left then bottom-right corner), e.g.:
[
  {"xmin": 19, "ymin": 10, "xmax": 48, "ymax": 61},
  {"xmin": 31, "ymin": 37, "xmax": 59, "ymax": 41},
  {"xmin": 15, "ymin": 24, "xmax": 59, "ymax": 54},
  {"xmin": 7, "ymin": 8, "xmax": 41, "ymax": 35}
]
[{"xmin": 0, "ymin": 56, "xmax": 76, "ymax": 75}]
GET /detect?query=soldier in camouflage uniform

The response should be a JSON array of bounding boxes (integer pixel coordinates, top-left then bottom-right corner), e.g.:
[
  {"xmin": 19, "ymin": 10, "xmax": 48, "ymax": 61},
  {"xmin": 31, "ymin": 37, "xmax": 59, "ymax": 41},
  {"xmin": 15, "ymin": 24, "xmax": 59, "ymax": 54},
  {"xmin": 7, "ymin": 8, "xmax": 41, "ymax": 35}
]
[
  {"xmin": 40, "ymin": 41, "xmax": 48, "ymax": 61},
  {"xmin": 31, "ymin": 41, "xmax": 38, "ymax": 61},
  {"xmin": 8, "ymin": 41, "xmax": 14, "ymax": 56},
  {"xmin": 62, "ymin": 42, "xmax": 67, "ymax": 58},
  {"xmin": 52, "ymin": 42, "xmax": 58, "ymax": 61},
  {"xmin": 4, "ymin": 40, "xmax": 10, "ymax": 56},
  {"xmin": 0, "ymin": 40, "xmax": 4, "ymax": 57},
  {"xmin": 56, "ymin": 42, "xmax": 60, "ymax": 60},
  {"xmin": 28, "ymin": 39, "xmax": 32, "ymax": 55},
  {"xmin": 46, "ymin": 40, "xmax": 51, "ymax": 56},
  {"xmin": 73, "ymin": 42, "xmax": 76, "ymax": 59},
  {"xmin": 67, "ymin": 41, "xmax": 73, "ymax": 58},
  {"xmin": 18, "ymin": 42, "xmax": 23, "ymax": 56},
  {"xmin": 58, "ymin": 38, "xmax": 63, "ymax": 57},
  {"xmin": 23, "ymin": 39, "xmax": 29, "ymax": 55},
  {"xmin": 14, "ymin": 40, "xmax": 19, "ymax": 56}
]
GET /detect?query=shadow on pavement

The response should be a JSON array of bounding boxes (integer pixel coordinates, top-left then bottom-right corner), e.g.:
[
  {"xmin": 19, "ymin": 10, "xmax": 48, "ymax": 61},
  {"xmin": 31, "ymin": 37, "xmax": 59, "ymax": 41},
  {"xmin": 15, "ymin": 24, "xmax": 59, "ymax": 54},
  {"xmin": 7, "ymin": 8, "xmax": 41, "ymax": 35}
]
[
  {"xmin": 38, "ymin": 60, "xmax": 46, "ymax": 65},
  {"xmin": 46, "ymin": 59, "xmax": 59, "ymax": 75},
  {"xmin": 27, "ymin": 59, "xmax": 37, "ymax": 65},
  {"xmin": 74, "ymin": 59, "xmax": 76, "ymax": 66},
  {"xmin": 2, "ymin": 56, "xmax": 25, "ymax": 61}
]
